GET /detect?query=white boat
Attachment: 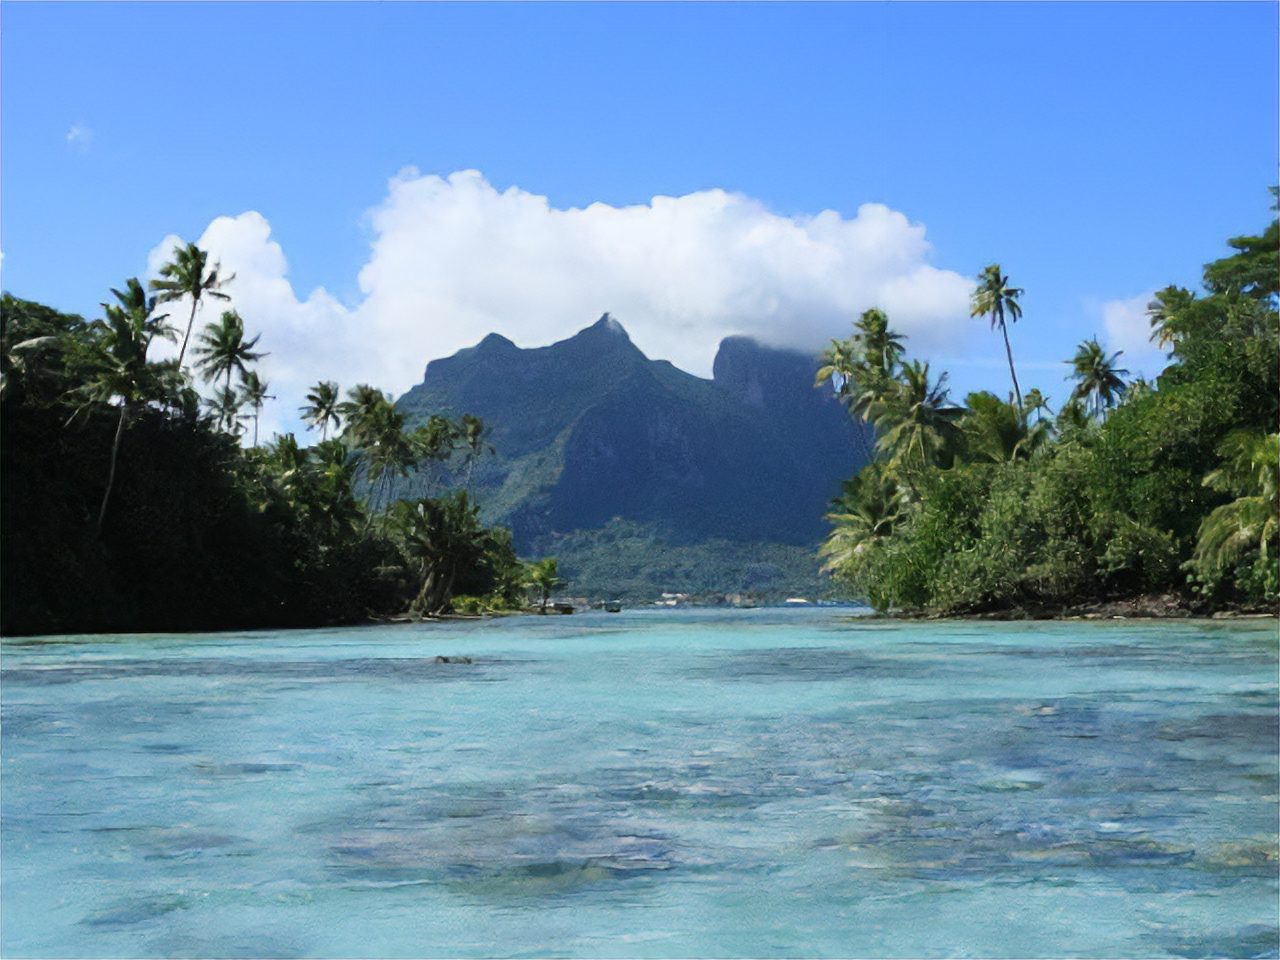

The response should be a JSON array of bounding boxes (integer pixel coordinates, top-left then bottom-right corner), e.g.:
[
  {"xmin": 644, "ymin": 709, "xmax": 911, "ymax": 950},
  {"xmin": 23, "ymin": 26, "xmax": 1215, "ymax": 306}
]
[{"xmin": 784, "ymin": 597, "xmax": 812, "ymax": 606}]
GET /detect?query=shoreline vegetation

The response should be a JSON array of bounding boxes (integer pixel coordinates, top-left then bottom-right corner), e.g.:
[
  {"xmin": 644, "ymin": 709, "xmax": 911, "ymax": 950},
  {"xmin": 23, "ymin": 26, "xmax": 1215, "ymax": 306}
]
[
  {"xmin": 1, "ymin": 245, "xmax": 556, "ymax": 637},
  {"xmin": 816, "ymin": 195, "xmax": 1278, "ymax": 620},
  {"xmin": 2, "ymin": 200, "xmax": 1276, "ymax": 637}
]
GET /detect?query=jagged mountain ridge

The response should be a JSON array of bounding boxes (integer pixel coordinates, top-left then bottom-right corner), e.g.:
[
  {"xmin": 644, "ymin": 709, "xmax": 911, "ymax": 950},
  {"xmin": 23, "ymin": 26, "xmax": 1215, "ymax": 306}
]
[{"xmin": 395, "ymin": 314, "xmax": 872, "ymax": 553}]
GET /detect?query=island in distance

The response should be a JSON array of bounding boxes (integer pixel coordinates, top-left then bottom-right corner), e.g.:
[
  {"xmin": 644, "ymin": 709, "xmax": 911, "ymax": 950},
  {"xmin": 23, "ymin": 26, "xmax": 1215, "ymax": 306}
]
[{"xmin": 393, "ymin": 315, "xmax": 874, "ymax": 602}]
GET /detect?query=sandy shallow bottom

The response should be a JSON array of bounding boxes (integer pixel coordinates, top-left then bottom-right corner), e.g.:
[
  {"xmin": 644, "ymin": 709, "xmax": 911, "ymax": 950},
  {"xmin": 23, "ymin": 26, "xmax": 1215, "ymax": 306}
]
[{"xmin": 2, "ymin": 609, "xmax": 1277, "ymax": 958}]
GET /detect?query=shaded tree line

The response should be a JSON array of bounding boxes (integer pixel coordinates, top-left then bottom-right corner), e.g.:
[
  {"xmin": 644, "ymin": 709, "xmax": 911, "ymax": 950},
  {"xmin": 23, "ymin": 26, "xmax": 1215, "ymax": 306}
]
[
  {"xmin": 818, "ymin": 198, "xmax": 1278, "ymax": 613},
  {"xmin": 1, "ymin": 243, "xmax": 559, "ymax": 635}
]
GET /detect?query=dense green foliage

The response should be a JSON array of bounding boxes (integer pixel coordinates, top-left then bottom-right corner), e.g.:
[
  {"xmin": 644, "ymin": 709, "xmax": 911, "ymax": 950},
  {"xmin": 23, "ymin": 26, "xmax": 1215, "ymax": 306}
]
[
  {"xmin": 1, "ymin": 255, "xmax": 536, "ymax": 636},
  {"xmin": 541, "ymin": 518, "xmax": 831, "ymax": 603},
  {"xmin": 822, "ymin": 203, "xmax": 1279, "ymax": 613}
]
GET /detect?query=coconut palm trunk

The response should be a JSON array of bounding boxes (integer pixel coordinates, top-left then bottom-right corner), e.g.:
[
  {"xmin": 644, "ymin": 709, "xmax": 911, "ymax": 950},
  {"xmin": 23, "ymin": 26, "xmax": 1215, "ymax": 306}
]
[
  {"xmin": 376, "ymin": 471, "xmax": 389, "ymax": 516},
  {"xmin": 1001, "ymin": 324, "xmax": 1023, "ymax": 410},
  {"xmin": 414, "ymin": 561, "xmax": 457, "ymax": 616},
  {"xmin": 176, "ymin": 300, "xmax": 199, "ymax": 368},
  {"xmin": 96, "ymin": 403, "xmax": 129, "ymax": 537}
]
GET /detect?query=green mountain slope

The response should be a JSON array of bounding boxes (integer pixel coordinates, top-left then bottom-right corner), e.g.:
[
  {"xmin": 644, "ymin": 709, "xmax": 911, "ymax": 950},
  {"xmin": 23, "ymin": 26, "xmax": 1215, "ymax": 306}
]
[{"xmin": 395, "ymin": 315, "xmax": 872, "ymax": 597}]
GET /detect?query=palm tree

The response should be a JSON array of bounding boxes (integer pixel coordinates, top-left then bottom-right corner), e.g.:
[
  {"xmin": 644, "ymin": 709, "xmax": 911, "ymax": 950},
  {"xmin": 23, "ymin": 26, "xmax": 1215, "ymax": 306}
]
[
  {"xmin": 816, "ymin": 309, "xmax": 906, "ymax": 464},
  {"xmin": 1021, "ymin": 387, "xmax": 1053, "ymax": 424},
  {"xmin": 311, "ymin": 438, "xmax": 364, "ymax": 536},
  {"xmin": 526, "ymin": 557, "xmax": 565, "ymax": 614},
  {"xmin": 392, "ymin": 492, "xmax": 488, "ymax": 615},
  {"xmin": 815, "ymin": 336, "xmax": 857, "ymax": 394},
  {"xmin": 1146, "ymin": 285, "xmax": 1196, "ymax": 350},
  {"xmin": 1067, "ymin": 337, "xmax": 1129, "ymax": 417},
  {"xmin": 853, "ymin": 307, "xmax": 906, "ymax": 379},
  {"xmin": 192, "ymin": 310, "xmax": 265, "ymax": 391},
  {"xmin": 149, "ymin": 242, "xmax": 233, "ymax": 367},
  {"xmin": 1054, "ymin": 397, "xmax": 1093, "ymax": 436},
  {"xmin": 820, "ymin": 467, "xmax": 901, "ymax": 575},
  {"xmin": 300, "ymin": 380, "xmax": 342, "ymax": 441},
  {"xmin": 338, "ymin": 384, "xmax": 391, "ymax": 446},
  {"xmin": 410, "ymin": 415, "xmax": 461, "ymax": 495},
  {"xmin": 109, "ymin": 278, "xmax": 170, "ymax": 351},
  {"xmin": 367, "ymin": 410, "xmax": 417, "ymax": 513},
  {"xmin": 205, "ymin": 384, "xmax": 245, "ymax": 435},
  {"xmin": 240, "ymin": 370, "xmax": 274, "ymax": 446},
  {"xmin": 70, "ymin": 281, "xmax": 179, "ymax": 535},
  {"xmin": 870, "ymin": 360, "xmax": 963, "ymax": 479},
  {"xmin": 1193, "ymin": 431, "xmax": 1279, "ymax": 578},
  {"xmin": 961, "ymin": 391, "xmax": 1044, "ymax": 463},
  {"xmin": 816, "ymin": 335, "xmax": 875, "ymax": 463},
  {"xmin": 262, "ymin": 433, "xmax": 309, "ymax": 504},
  {"xmin": 458, "ymin": 414, "xmax": 491, "ymax": 491},
  {"xmin": 970, "ymin": 264, "xmax": 1024, "ymax": 409},
  {"xmin": 332, "ymin": 385, "xmax": 419, "ymax": 515}
]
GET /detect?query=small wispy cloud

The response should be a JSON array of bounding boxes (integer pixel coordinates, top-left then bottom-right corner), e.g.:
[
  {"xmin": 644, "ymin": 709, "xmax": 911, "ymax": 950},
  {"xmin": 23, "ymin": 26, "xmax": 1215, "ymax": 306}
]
[{"xmin": 65, "ymin": 124, "xmax": 94, "ymax": 149}]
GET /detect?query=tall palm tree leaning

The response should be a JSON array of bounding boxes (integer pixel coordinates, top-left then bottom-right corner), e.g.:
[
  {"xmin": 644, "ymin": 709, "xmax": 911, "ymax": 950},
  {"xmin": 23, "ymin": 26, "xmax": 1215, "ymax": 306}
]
[
  {"xmin": 240, "ymin": 371, "xmax": 275, "ymax": 447},
  {"xmin": 1067, "ymin": 337, "xmax": 1129, "ymax": 418},
  {"xmin": 301, "ymin": 380, "xmax": 342, "ymax": 441},
  {"xmin": 70, "ymin": 280, "xmax": 178, "ymax": 536},
  {"xmin": 970, "ymin": 264, "xmax": 1024, "ymax": 410},
  {"xmin": 149, "ymin": 242, "xmax": 233, "ymax": 368},
  {"xmin": 815, "ymin": 308, "xmax": 906, "ymax": 463}
]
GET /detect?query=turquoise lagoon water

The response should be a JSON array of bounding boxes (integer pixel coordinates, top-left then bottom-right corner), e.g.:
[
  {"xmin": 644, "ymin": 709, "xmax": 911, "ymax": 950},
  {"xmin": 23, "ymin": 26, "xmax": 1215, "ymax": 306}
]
[{"xmin": 2, "ymin": 609, "xmax": 1277, "ymax": 958}]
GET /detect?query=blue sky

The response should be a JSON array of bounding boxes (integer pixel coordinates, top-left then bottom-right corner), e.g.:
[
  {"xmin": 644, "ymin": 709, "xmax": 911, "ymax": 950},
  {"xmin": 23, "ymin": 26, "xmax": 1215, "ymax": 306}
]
[{"xmin": 2, "ymin": 1, "xmax": 1276, "ymax": 432}]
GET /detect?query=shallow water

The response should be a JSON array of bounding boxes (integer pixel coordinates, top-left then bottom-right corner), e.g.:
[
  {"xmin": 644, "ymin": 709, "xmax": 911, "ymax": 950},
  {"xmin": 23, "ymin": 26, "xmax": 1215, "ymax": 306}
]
[{"xmin": 2, "ymin": 609, "xmax": 1277, "ymax": 958}]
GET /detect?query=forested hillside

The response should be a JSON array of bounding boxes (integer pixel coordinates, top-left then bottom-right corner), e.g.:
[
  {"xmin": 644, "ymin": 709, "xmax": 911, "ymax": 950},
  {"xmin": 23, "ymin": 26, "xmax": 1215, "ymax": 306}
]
[
  {"xmin": 819, "ymin": 200, "xmax": 1279, "ymax": 614},
  {"xmin": 393, "ymin": 315, "xmax": 871, "ymax": 599}
]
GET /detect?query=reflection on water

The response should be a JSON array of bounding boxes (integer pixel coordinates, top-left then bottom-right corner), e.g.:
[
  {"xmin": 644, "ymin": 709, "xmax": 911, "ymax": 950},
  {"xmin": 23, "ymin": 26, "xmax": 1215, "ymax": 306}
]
[{"xmin": 2, "ymin": 610, "xmax": 1277, "ymax": 958}]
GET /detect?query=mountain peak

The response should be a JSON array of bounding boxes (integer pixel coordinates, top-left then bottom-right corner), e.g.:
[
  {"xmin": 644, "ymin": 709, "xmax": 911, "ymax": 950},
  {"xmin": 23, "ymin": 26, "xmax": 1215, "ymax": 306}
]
[
  {"xmin": 585, "ymin": 312, "xmax": 631, "ymax": 340},
  {"xmin": 551, "ymin": 313, "xmax": 643, "ymax": 359},
  {"xmin": 714, "ymin": 334, "xmax": 821, "ymax": 409},
  {"xmin": 477, "ymin": 332, "xmax": 517, "ymax": 352}
]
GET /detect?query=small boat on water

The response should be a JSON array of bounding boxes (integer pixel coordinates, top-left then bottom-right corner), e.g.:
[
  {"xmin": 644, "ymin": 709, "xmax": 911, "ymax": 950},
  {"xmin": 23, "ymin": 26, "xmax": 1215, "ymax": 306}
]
[
  {"xmin": 603, "ymin": 600, "xmax": 622, "ymax": 613},
  {"xmin": 784, "ymin": 597, "xmax": 812, "ymax": 606}
]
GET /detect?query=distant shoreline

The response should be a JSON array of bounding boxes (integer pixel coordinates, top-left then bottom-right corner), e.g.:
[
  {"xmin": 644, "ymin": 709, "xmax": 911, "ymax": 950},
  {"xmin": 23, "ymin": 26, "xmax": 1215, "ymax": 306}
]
[
  {"xmin": 870, "ymin": 593, "xmax": 1278, "ymax": 623},
  {"xmin": 5, "ymin": 596, "xmax": 1275, "ymax": 641}
]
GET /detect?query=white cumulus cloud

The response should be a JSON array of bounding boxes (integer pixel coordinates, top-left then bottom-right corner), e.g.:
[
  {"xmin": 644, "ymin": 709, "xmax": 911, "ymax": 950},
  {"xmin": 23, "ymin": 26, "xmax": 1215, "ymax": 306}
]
[{"xmin": 147, "ymin": 169, "xmax": 979, "ymax": 442}]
